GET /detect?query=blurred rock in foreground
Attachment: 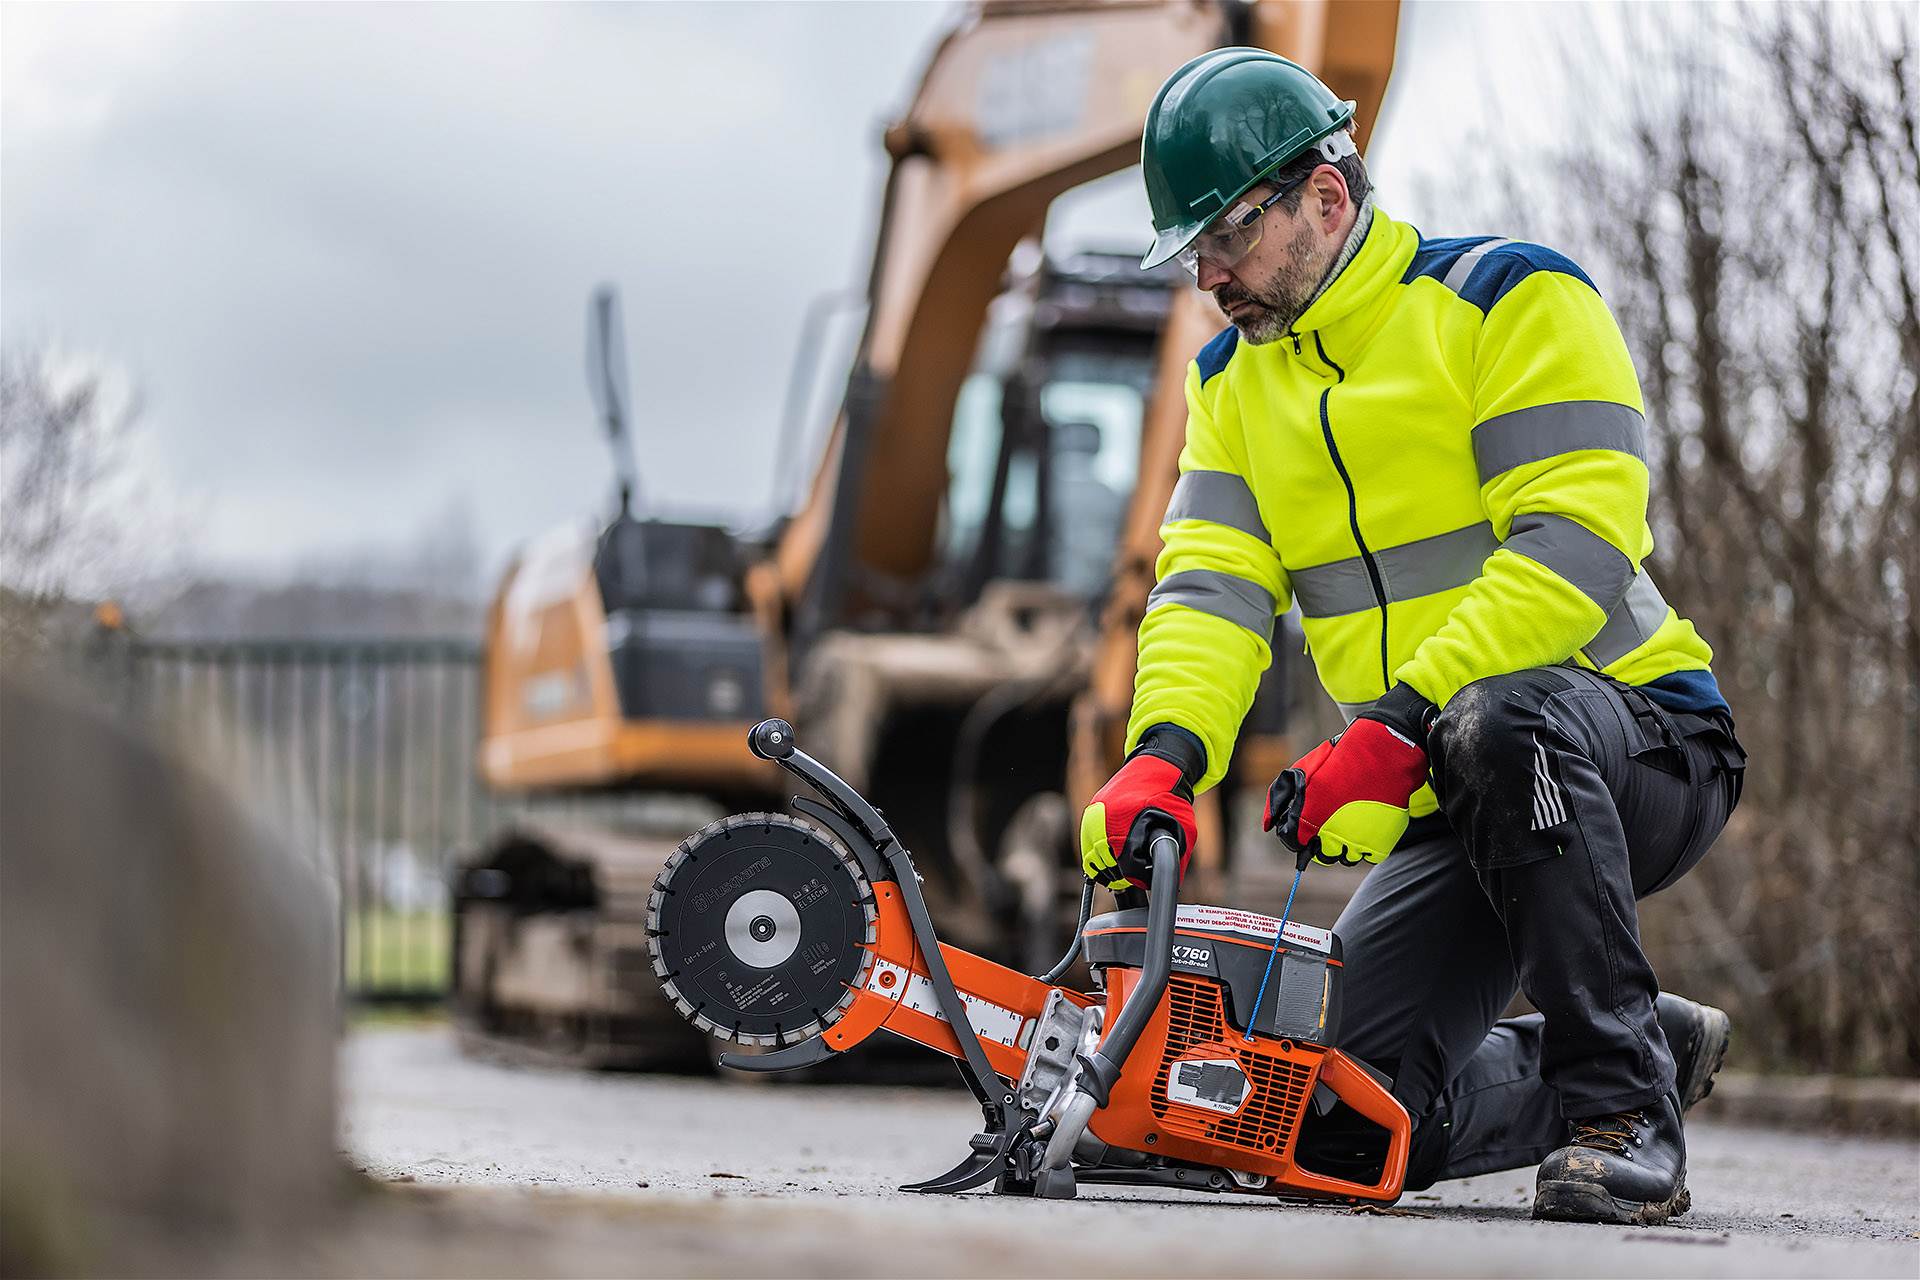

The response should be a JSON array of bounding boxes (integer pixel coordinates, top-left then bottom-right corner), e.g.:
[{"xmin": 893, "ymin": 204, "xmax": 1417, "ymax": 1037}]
[{"xmin": 0, "ymin": 673, "xmax": 337, "ymax": 1275}]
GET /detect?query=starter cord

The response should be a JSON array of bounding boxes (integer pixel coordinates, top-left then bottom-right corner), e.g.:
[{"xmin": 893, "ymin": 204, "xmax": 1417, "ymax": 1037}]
[{"xmin": 1243, "ymin": 847, "xmax": 1312, "ymax": 1042}]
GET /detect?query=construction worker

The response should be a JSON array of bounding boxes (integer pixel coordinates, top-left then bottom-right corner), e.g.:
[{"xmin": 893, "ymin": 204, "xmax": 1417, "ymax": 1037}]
[{"xmin": 1080, "ymin": 50, "xmax": 1747, "ymax": 1225}]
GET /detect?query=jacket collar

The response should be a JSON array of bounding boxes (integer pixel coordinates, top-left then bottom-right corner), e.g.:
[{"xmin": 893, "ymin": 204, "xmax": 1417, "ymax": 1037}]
[{"xmin": 1281, "ymin": 206, "xmax": 1418, "ymax": 370}]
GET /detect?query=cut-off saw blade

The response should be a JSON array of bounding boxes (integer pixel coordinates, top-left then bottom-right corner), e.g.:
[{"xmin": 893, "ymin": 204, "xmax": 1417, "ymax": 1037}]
[{"xmin": 646, "ymin": 812, "xmax": 878, "ymax": 1047}]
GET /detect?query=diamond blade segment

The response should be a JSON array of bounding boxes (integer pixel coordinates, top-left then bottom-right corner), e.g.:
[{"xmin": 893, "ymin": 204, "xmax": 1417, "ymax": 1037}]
[{"xmin": 646, "ymin": 813, "xmax": 877, "ymax": 1047}]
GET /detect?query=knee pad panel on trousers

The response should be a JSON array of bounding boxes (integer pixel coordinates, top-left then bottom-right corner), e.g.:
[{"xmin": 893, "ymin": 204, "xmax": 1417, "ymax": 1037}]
[{"xmin": 1431, "ymin": 668, "xmax": 1585, "ymax": 872}]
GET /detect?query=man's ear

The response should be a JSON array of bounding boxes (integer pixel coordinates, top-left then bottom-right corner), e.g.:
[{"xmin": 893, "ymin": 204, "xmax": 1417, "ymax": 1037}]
[{"xmin": 1310, "ymin": 165, "xmax": 1350, "ymax": 235}]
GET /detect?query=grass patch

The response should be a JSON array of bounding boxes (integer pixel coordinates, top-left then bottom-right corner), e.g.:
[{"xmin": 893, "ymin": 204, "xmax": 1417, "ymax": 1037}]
[{"xmin": 344, "ymin": 908, "xmax": 451, "ymax": 995}]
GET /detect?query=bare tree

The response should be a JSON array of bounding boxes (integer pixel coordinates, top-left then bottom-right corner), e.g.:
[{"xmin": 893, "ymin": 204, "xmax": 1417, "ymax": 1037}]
[
  {"xmin": 1446, "ymin": 4, "xmax": 1918, "ymax": 1073},
  {"xmin": 0, "ymin": 348, "xmax": 142, "ymax": 650}
]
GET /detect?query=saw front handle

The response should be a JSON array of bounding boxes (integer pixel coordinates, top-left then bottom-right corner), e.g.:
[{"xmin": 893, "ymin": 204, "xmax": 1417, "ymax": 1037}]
[{"xmin": 1075, "ymin": 825, "xmax": 1181, "ymax": 1104}]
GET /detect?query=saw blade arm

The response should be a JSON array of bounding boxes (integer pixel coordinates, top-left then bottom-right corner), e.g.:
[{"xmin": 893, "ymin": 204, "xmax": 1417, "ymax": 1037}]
[
  {"xmin": 751, "ymin": 718, "xmax": 896, "ymax": 851},
  {"xmin": 880, "ymin": 832, "xmax": 1017, "ymax": 1125},
  {"xmin": 746, "ymin": 718, "xmax": 1027, "ymax": 1128}
]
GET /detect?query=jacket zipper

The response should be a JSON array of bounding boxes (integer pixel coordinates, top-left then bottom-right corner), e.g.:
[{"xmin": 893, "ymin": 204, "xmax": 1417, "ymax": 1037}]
[{"xmin": 1311, "ymin": 333, "xmax": 1393, "ymax": 693}]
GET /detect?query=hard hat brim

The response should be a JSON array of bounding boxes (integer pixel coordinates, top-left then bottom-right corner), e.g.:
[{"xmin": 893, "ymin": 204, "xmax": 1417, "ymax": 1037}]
[{"xmin": 1141, "ymin": 221, "xmax": 1205, "ymax": 270}]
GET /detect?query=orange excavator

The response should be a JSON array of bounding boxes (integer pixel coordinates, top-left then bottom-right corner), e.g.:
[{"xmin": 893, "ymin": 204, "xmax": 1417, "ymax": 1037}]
[{"xmin": 453, "ymin": 0, "xmax": 1399, "ymax": 1068}]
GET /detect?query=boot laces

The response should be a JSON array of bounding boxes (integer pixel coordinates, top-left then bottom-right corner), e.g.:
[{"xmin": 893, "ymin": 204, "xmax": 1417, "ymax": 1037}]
[{"xmin": 1570, "ymin": 1109, "xmax": 1647, "ymax": 1155}]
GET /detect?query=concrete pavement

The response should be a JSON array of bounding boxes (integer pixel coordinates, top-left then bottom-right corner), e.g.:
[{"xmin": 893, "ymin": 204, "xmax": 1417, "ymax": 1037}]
[{"xmin": 340, "ymin": 1025, "xmax": 1920, "ymax": 1278}]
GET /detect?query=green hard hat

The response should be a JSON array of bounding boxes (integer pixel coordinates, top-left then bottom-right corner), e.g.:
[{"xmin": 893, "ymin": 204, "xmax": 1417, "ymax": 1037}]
[{"xmin": 1140, "ymin": 48, "xmax": 1358, "ymax": 269}]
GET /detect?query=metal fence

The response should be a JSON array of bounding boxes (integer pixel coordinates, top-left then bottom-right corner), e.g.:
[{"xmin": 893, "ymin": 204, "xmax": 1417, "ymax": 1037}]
[
  {"xmin": 77, "ymin": 630, "xmax": 701, "ymax": 1003},
  {"xmin": 85, "ymin": 634, "xmax": 484, "ymax": 1000}
]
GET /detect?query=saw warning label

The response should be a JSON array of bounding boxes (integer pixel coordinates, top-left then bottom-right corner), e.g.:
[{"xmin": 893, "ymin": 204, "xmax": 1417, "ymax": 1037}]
[
  {"xmin": 1176, "ymin": 904, "xmax": 1333, "ymax": 953},
  {"xmin": 1165, "ymin": 1056, "xmax": 1251, "ymax": 1115}
]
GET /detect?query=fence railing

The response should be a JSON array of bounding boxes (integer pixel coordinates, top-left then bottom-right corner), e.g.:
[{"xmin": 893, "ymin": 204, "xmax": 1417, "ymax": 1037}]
[
  {"xmin": 87, "ymin": 634, "xmax": 484, "ymax": 1000},
  {"xmin": 82, "ymin": 630, "xmax": 688, "ymax": 1003}
]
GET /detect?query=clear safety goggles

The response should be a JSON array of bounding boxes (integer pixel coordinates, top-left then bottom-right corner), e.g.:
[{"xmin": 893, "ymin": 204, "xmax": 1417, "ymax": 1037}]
[
  {"xmin": 1176, "ymin": 173, "xmax": 1311, "ymax": 277},
  {"xmin": 1176, "ymin": 132, "xmax": 1357, "ymax": 277}
]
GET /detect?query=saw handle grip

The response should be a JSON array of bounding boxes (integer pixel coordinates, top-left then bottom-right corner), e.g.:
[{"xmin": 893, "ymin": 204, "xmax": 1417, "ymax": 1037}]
[
  {"xmin": 1078, "ymin": 826, "xmax": 1181, "ymax": 1103},
  {"xmin": 1267, "ymin": 767, "xmax": 1308, "ymax": 853}
]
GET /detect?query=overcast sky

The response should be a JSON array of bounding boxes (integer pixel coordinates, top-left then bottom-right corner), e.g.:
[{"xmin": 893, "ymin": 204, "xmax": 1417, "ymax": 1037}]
[{"xmin": 4, "ymin": 1, "xmax": 1598, "ymax": 583}]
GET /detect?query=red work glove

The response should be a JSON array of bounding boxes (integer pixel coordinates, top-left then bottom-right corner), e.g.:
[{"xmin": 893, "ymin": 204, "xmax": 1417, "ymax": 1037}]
[
  {"xmin": 1080, "ymin": 726, "xmax": 1204, "ymax": 890},
  {"xmin": 1264, "ymin": 684, "xmax": 1436, "ymax": 866}
]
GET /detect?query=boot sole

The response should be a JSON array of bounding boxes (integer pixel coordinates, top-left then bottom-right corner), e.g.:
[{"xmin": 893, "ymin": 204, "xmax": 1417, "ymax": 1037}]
[
  {"xmin": 1534, "ymin": 1179, "xmax": 1691, "ymax": 1226},
  {"xmin": 1678, "ymin": 1005, "xmax": 1732, "ymax": 1111}
]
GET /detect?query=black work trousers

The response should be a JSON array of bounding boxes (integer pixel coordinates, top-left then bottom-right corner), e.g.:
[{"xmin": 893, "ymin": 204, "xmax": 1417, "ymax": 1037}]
[{"xmin": 1331, "ymin": 666, "xmax": 1745, "ymax": 1188}]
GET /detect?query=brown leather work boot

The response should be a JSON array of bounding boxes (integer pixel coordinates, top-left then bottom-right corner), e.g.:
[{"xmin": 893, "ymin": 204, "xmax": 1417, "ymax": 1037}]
[
  {"xmin": 1657, "ymin": 993, "xmax": 1732, "ymax": 1112},
  {"xmin": 1533, "ymin": 1091, "xmax": 1688, "ymax": 1225}
]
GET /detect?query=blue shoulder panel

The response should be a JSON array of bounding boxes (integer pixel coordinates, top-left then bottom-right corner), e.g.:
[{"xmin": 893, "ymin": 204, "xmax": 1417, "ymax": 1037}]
[
  {"xmin": 1401, "ymin": 235, "xmax": 1503, "ymax": 286},
  {"xmin": 1402, "ymin": 235, "xmax": 1602, "ymax": 314},
  {"xmin": 1196, "ymin": 325, "xmax": 1238, "ymax": 387},
  {"xmin": 1458, "ymin": 242, "xmax": 1599, "ymax": 312}
]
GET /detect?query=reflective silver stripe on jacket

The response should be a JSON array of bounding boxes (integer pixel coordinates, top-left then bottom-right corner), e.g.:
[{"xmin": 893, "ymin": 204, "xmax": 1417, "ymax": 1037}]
[
  {"xmin": 1503, "ymin": 512, "xmax": 1635, "ymax": 611},
  {"xmin": 1291, "ymin": 522, "xmax": 1498, "ymax": 619},
  {"xmin": 1582, "ymin": 571, "xmax": 1670, "ymax": 667},
  {"xmin": 1473, "ymin": 401, "xmax": 1647, "ymax": 482},
  {"xmin": 1163, "ymin": 469, "xmax": 1270, "ymax": 544},
  {"xmin": 1332, "ymin": 573, "xmax": 1669, "ymax": 708},
  {"xmin": 1146, "ymin": 569, "xmax": 1276, "ymax": 641},
  {"xmin": 1441, "ymin": 237, "xmax": 1511, "ymax": 292}
]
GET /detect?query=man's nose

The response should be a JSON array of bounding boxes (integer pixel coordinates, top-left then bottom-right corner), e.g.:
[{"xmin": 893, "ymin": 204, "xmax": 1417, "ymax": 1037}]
[{"xmin": 1196, "ymin": 258, "xmax": 1232, "ymax": 292}]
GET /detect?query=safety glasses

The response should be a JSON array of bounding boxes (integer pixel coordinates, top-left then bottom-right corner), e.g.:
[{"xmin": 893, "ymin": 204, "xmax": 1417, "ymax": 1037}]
[{"xmin": 1176, "ymin": 172, "xmax": 1312, "ymax": 277}]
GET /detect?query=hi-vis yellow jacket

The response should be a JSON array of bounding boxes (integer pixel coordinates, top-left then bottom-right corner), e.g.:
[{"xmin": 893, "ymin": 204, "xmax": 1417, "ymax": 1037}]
[{"xmin": 1128, "ymin": 208, "xmax": 1716, "ymax": 809}]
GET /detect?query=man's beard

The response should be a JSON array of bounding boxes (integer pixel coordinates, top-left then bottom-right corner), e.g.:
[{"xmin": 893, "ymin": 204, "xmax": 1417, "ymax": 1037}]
[{"xmin": 1213, "ymin": 219, "xmax": 1326, "ymax": 345}]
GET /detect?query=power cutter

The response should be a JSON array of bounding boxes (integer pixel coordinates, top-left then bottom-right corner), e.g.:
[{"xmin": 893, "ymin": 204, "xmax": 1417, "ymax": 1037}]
[{"xmin": 646, "ymin": 719, "xmax": 1410, "ymax": 1202}]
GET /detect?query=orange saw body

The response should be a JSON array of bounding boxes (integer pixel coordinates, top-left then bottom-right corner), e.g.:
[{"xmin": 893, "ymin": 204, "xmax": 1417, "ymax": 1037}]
[{"xmin": 648, "ymin": 720, "xmax": 1409, "ymax": 1203}]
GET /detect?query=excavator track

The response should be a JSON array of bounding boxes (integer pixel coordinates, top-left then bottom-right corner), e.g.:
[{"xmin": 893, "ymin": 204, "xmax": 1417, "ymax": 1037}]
[{"xmin": 451, "ymin": 822, "xmax": 711, "ymax": 1071}]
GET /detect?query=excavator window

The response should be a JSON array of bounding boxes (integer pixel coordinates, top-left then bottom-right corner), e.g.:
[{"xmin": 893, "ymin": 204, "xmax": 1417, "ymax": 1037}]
[
  {"xmin": 934, "ymin": 253, "xmax": 1167, "ymax": 611},
  {"xmin": 1041, "ymin": 373, "xmax": 1142, "ymax": 598},
  {"xmin": 940, "ymin": 371, "xmax": 1006, "ymax": 571}
]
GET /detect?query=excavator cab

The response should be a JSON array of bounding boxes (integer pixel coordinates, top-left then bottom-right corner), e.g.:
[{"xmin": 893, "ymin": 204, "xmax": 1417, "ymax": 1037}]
[
  {"xmin": 477, "ymin": 290, "xmax": 772, "ymax": 800},
  {"xmin": 593, "ymin": 516, "xmax": 761, "ymax": 728},
  {"xmin": 939, "ymin": 249, "xmax": 1178, "ymax": 614}
]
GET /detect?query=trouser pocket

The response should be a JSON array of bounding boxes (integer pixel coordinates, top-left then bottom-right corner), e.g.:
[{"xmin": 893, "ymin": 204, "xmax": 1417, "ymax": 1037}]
[{"xmin": 1614, "ymin": 680, "xmax": 1694, "ymax": 785}]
